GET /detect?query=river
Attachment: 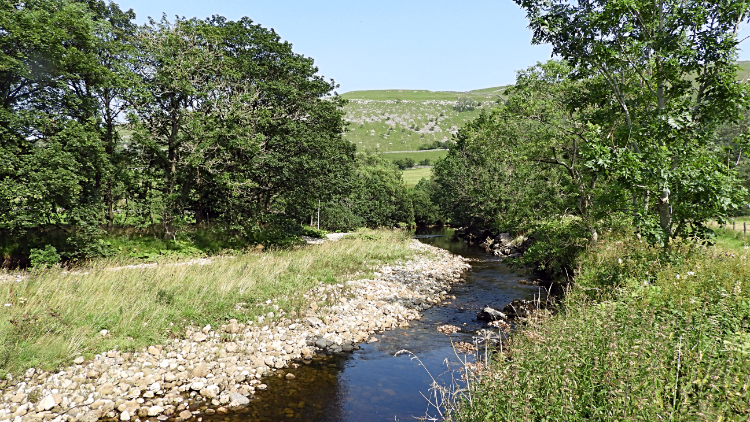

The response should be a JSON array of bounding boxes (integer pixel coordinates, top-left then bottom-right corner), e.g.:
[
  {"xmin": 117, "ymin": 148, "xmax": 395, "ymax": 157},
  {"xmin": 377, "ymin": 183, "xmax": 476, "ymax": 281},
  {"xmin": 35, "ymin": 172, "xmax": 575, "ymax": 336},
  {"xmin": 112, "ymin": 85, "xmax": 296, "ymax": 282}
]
[{"xmin": 207, "ymin": 228, "xmax": 540, "ymax": 421}]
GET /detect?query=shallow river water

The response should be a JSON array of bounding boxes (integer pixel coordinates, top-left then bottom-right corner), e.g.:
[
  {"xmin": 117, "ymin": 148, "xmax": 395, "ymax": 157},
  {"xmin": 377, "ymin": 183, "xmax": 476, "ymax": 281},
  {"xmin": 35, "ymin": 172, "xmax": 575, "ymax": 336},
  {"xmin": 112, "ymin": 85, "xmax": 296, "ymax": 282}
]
[{"xmin": 207, "ymin": 228, "xmax": 540, "ymax": 421}]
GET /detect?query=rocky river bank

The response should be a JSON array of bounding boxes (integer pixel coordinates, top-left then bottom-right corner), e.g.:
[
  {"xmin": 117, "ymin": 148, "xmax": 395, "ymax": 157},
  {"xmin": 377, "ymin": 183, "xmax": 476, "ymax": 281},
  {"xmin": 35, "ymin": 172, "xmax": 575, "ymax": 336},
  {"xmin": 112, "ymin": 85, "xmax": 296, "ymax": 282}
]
[{"xmin": 0, "ymin": 240, "xmax": 469, "ymax": 422}]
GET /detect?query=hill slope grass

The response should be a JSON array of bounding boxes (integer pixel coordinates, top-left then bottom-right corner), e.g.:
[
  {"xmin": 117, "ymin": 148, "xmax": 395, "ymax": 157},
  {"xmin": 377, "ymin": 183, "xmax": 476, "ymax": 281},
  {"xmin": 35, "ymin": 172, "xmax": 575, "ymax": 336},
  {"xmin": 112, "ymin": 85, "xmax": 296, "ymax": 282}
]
[
  {"xmin": 340, "ymin": 87, "xmax": 504, "ymax": 152},
  {"xmin": 455, "ymin": 229, "xmax": 750, "ymax": 421}
]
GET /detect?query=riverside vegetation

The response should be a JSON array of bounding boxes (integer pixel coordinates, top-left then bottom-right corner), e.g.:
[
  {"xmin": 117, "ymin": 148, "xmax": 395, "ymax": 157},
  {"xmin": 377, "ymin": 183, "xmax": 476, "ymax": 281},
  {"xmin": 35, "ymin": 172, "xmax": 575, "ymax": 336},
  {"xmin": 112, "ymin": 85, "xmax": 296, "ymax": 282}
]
[{"xmin": 4, "ymin": 0, "xmax": 750, "ymax": 420}]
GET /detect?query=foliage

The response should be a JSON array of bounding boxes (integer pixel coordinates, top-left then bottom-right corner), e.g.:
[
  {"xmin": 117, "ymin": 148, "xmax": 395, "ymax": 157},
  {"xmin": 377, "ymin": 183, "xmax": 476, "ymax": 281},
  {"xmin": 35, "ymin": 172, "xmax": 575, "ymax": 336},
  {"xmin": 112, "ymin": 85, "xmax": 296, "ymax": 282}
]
[
  {"xmin": 410, "ymin": 178, "xmax": 442, "ymax": 226},
  {"xmin": 0, "ymin": 2, "xmax": 355, "ymax": 263},
  {"xmin": 454, "ymin": 97, "xmax": 479, "ymax": 112},
  {"xmin": 418, "ymin": 139, "xmax": 453, "ymax": 150},
  {"xmin": 432, "ymin": 109, "xmax": 569, "ymax": 231},
  {"xmin": 514, "ymin": 0, "xmax": 750, "ymax": 245},
  {"xmin": 320, "ymin": 155, "xmax": 414, "ymax": 231},
  {"xmin": 393, "ymin": 157, "xmax": 416, "ymax": 170},
  {"xmin": 455, "ymin": 231, "xmax": 750, "ymax": 421},
  {"xmin": 28, "ymin": 246, "xmax": 61, "ymax": 269}
]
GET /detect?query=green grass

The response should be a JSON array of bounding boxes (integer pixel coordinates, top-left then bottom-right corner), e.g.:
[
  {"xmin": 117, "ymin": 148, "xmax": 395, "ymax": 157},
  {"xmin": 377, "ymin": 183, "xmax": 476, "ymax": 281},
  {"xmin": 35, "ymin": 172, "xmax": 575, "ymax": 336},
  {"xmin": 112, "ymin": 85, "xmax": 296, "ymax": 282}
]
[
  {"xmin": 382, "ymin": 149, "xmax": 448, "ymax": 164},
  {"xmin": 402, "ymin": 167, "xmax": 432, "ymax": 187},
  {"xmin": 340, "ymin": 87, "xmax": 504, "ymax": 153},
  {"xmin": 0, "ymin": 229, "xmax": 413, "ymax": 376},
  {"xmin": 455, "ymin": 229, "xmax": 750, "ymax": 421}
]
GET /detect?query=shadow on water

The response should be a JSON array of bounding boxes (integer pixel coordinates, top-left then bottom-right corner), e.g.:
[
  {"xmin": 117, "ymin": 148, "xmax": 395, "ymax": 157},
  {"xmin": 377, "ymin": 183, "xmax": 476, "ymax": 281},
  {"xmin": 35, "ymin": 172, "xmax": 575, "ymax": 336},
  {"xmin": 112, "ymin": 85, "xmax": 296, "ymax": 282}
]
[{"xmin": 209, "ymin": 228, "xmax": 541, "ymax": 421}]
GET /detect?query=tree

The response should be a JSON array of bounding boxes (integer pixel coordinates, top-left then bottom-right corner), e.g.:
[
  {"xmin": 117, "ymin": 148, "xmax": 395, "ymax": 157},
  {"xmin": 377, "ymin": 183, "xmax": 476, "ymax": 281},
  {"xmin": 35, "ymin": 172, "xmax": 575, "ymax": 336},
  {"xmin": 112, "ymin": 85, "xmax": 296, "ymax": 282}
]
[
  {"xmin": 128, "ymin": 16, "xmax": 354, "ymax": 237},
  {"xmin": 514, "ymin": 0, "xmax": 750, "ymax": 244},
  {"xmin": 0, "ymin": 0, "xmax": 136, "ymax": 257}
]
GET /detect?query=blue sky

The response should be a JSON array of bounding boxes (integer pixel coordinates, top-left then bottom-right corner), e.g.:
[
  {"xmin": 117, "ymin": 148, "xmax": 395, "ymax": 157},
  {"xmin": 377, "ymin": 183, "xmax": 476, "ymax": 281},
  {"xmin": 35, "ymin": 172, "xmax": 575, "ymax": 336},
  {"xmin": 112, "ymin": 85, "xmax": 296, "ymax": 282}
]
[{"xmin": 118, "ymin": 0, "xmax": 750, "ymax": 94}]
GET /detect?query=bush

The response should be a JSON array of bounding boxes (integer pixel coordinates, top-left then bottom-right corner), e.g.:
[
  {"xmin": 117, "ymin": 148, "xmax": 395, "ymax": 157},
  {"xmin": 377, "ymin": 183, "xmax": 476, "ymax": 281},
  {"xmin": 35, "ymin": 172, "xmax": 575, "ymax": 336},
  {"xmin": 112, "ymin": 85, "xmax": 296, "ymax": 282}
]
[
  {"xmin": 393, "ymin": 158, "xmax": 416, "ymax": 170},
  {"xmin": 454, "ymin": 97, "xmax": 478, "ymax": 112},
  {"xmin": 29, "ymin": 245, "xmax": 61, "ymax": 269}
]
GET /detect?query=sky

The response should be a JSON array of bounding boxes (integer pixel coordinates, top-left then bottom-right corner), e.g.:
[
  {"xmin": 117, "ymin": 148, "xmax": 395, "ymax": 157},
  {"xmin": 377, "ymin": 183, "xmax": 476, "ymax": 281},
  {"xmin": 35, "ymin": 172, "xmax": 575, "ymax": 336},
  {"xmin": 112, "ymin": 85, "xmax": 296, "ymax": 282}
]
[{"xmin": 117, "ymin": 0, "xmax": 750, "ymax": 94}]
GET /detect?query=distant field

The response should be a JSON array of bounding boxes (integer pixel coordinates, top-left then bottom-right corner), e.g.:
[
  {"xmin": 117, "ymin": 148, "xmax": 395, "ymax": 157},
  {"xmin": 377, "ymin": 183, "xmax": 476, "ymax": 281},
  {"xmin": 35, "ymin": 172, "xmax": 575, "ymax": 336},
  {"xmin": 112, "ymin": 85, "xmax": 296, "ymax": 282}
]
[
  {"xmin": 383, "ymin": 150, "xmax": 448, "ymax": 164},
  {"xmin": 340, "ymin": 89, "xmax": 495, "ymax": 102},
  {"xmin": 402, "ymin": 167, "xmax": 432, "ymax": 187}
]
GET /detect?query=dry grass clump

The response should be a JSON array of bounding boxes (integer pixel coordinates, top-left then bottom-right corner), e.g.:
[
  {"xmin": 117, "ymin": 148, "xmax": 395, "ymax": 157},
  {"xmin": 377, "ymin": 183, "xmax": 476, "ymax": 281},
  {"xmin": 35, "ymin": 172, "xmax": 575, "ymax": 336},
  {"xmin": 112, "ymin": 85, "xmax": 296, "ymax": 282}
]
[{"xmin": 0, "ymin": 230, "xmax": 413, "ymax": 376}]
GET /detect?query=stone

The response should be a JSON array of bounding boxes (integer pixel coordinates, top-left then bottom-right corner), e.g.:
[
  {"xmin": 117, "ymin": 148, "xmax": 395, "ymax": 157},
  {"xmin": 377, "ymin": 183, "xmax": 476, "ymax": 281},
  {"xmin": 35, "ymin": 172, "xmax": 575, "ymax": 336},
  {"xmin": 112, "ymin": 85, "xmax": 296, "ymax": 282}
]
[
  {"xmin": 78, "ymin": 410, "xmax": 102, "ymax": 422},
  {"xmin": 200, "ymin": 385, "xmax": 220, "ymax": 399},
  {"xmin": 147, "ymin": 406, "xmax": 164, "ymax": 417},
  {"xmin": 119, "ymin": 411, "xmax": 131, "ymax": 421},
  {"xmin": 229, "ymin": 393, "xmax": 250, "ymax": 406},
  {"xmin": 178, "ymin": 410, "xmax": 193, "ymax": 420},
  {"xmin": 476, "ymin": 306, "xmax": 507, "ymax": 321},
  {"xmin": 10, "ymin": 394, "xmax": 26, "ymax": 403},
  {"xmin": 38, "ymin": 395, "xmax": 61, "ymax": 411},
  {"xmin": 189, "ymin": 382, "xmax": 205, "ymax": 391},
  {"xmin": 224, "ymin": 320, "xmax": 240, "ymax": 334},
  {"xmin": 192, "ymin": 333, "xmax": 207, "ymax": 342},
  {"xmin": 147, "ymin": 346, "xmax": 160, "ymax": 356},
  {"xmin": 285, "ymin": 373, "xmax": 295, "ymax": 380},
  {"xmin": 73, "ymin": 356, "xmax": 85, "ymax": 365},
  {"xmin": 97, "ymin": 383, "xmax": 115, "ymax": 395},
  {"xmin": 191, "ymin": 364, "xmax": 209, "ymax": 378}
]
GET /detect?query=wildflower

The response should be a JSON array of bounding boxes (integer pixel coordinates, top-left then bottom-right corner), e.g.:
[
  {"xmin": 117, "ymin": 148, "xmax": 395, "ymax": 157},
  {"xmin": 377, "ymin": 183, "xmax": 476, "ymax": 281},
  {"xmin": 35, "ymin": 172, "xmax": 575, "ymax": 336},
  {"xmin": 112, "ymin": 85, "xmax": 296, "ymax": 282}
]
[
  {"xmin": 676, "ymin": 274, "xmax": 680, "ymax": 279},
  {"xmin": 687, "ymin": 271, "xmax": 695, "ymax": 276},
  {"xmin": 618, "ymin": 258, "xmax": 623, "ymax": 264}
]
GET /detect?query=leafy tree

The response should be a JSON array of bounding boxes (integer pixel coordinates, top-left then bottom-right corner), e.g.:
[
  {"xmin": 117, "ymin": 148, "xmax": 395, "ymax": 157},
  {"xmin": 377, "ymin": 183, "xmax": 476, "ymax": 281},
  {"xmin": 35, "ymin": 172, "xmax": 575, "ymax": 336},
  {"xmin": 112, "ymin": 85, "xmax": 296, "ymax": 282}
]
[
  {"xmin": 411, "ymin": 178, "xmax": 442, "ymax": 226},
  {"xmin": 514, "ymin": 0, "xmax": 750, "ymax": 244},
  {"xmin": 0, "ymin": 0, "xmax": 136, "ymax": 257},
  {"xmin": 321, "ymin": 155, "xmax": 413, "ymax": 230},
  {"xmin": 432, "ymin": 110, "xmax": 568, "ymax": 231},
  {"xmin": 128, "ymin": 16, "xmax": 354, "ymax": 237}
]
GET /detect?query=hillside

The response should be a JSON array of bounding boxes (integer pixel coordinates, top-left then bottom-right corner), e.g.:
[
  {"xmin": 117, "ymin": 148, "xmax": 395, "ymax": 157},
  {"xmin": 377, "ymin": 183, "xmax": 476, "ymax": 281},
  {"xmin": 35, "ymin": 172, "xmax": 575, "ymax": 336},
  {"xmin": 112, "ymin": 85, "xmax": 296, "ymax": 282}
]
[{"xmin": 340, "ymin": 87, "xmax": 510, "ymax": 153}]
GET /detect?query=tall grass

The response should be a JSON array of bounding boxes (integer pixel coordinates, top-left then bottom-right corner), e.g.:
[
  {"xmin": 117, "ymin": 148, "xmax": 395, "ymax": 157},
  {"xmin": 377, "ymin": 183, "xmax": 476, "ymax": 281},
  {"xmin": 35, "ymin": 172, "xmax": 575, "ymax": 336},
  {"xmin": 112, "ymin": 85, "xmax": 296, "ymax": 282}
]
[
  {"xmin": 455, "ymin": 233, "xmax": 750, "ymax": 421},
  {"xmin": 0, "ymin": 230, "xmax": 413, "ymax": 376}
]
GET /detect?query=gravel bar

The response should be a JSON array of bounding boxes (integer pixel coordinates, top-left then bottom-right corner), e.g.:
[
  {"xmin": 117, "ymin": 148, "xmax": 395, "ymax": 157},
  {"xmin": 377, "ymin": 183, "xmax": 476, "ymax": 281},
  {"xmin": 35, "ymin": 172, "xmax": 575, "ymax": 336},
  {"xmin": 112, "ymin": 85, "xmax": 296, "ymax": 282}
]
[{"xmin": 0, "ymin": 240, "xmax": 469, "ymax": 422}]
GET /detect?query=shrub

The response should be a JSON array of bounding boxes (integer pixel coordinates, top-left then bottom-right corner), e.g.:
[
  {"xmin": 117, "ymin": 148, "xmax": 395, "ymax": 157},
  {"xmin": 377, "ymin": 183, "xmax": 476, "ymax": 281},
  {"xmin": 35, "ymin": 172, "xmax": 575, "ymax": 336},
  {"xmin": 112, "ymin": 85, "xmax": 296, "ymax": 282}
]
[{"xmin": 29, "ymin": 245, "xmax": 61, "ymax": 269}]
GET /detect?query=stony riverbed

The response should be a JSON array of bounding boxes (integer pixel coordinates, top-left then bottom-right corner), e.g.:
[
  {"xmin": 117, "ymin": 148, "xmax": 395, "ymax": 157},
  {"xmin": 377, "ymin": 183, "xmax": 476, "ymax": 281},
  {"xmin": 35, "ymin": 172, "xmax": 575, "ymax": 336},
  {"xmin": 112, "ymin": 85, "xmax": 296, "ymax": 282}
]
[{"xmin": 0, "ymin": 240, "xmax": 469, "ymax": 422}]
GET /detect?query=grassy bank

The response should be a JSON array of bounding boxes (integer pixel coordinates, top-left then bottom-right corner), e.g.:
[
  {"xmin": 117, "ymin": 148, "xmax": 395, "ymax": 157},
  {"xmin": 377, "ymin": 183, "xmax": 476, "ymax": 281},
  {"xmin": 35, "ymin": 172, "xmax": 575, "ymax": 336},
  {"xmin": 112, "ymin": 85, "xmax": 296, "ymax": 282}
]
[
  {"xmin": 455, "ymin": 229, "xmax": 750, "ymax": 420},
  {"xmin": 0, "ymin": 230, "xmax": 414, "ymax": 377},
  {"xmin": 403, "ymin": 167, "xmax": 433, "ymax": 187}
]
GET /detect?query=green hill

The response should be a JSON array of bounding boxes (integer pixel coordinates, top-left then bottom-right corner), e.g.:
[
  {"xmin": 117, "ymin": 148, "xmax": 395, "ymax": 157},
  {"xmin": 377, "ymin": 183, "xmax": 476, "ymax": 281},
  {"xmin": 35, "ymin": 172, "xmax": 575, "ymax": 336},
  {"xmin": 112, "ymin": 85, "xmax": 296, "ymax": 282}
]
[{"xmin": 341, "ymin": 88, "xmax": 507, "ymax": 154}]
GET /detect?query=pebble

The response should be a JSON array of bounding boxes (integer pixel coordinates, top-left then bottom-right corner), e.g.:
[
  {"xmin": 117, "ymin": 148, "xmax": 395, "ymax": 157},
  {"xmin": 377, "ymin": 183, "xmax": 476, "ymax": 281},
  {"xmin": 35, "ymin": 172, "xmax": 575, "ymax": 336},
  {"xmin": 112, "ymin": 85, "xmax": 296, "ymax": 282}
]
[{"xmin": 0, "ymin": 240, "xmax": 468, "ymax": 422}]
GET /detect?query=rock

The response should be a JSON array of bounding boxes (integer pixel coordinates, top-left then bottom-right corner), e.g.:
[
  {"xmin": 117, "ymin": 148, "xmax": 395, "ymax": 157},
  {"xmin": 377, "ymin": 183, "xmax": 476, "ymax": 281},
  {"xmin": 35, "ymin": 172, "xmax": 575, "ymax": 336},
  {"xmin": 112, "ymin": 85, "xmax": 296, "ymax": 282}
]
[
  {"xmin": 10, "ymin": 394, "xmax": 26, "ymax": 403},
  {"xmin": 38, "ymin": 395, "xmax": 61, "ymax": 411},
  {"xmin": 314, "ymin": 338, "xmax": 328, "ymax": 349},
  {"xmin": 73, "ymin": 356, "xmax": 85, "ymax": 365},
  {"xmin": 147, "ymin": 346, "xmax": 160, "ymax": 356},
  {"xmin": 306, "ymin": 317, "xmax": 323, "ymax": 327},
  {"xmin": 476, "ymin": 306, "xmax": 507, "ymax": 321},
  {"xmin": 229, "ymin": 393, "xmax": 250, "ymax": 406},
  {"xmin": 97, "ymin": 383, "xmax": 115, "ymax": 395},
  {"xmin": 119, "ymin": 411, "xmax": 131, "ymax": 421},
  {"xmin": 224, "ymin": 320, "xmax": 240, "ymax": 334},
  {"xmin": 178, "ymin": 410, "xmax": 193, "ymax": 420},
  {"xmin": 147, "ymin": 406, "xmax": 164, "ymax": 416},
  {"xmin": 78, "ymin": 410, "xmax": 102, "ymax": 422},
  {"xmin": 256, "ymin": 384, "xmax": 267, "ymax": 391},
  {"xmin": 192, "ymin": 364, "xmax": 209, "ymax": 378},
  {"xmin": 189, "ymin": 381, "xmax": 205, "ymax": 391},
  {"xmin": 200, "ymin": 385, "xmax": 220, "ymax": 399},
  {"xmin": 192, "ymin": 333, "xmax": 207, "ymax": 342},
  {"xmin": 285, "ymin": 373, "xmax": 295, "ymax": 380}
]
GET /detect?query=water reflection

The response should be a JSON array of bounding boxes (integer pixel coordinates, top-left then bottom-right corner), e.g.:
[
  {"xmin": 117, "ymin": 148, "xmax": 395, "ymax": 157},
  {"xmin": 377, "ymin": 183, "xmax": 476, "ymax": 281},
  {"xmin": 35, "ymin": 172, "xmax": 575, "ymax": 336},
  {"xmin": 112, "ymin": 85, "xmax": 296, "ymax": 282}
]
[{"xmin": 210, "ymin": 228, "xmax": 540, "ymax": 421}]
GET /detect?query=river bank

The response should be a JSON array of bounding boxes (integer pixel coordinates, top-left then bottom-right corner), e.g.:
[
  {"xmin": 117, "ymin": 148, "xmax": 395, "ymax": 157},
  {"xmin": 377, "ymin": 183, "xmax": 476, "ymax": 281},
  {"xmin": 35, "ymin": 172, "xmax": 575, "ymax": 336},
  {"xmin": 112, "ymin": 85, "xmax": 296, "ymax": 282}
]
[
  {"xmin": 0, "ymin": 238, "xmax": 469, "ymax": 422},
  {"xmin": 452, "ymin": 232, "xmax": 750, "ymax": 421}
]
